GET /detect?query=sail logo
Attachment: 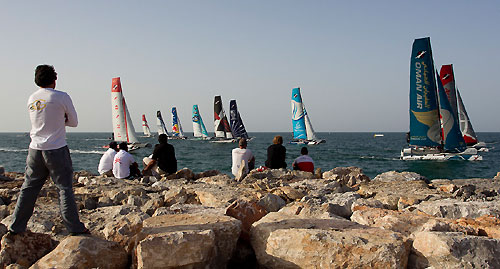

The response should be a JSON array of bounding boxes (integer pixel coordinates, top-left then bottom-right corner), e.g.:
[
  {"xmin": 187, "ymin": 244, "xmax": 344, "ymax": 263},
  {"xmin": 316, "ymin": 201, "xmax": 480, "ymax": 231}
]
[
  {"xmin": 29, "ymin": 99, "xmax": 47, "ymax": 112},
  {"xmin": 193, "ymin": 116, "xmax": 199, "ymax": 122},
  {"xmin": 416, "ymin": 51, "xmax": 426, "ymax": 59}
]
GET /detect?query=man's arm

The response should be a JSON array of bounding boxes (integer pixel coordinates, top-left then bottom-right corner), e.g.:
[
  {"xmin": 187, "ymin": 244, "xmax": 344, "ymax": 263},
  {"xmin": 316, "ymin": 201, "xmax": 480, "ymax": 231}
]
[{"xmin": 64, "ymin": 93, "xmax": 78, "ymax": 127}]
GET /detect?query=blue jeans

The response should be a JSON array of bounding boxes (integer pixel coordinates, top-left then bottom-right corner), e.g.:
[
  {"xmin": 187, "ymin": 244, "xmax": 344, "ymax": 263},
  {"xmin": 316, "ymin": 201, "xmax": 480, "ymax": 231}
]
[{"xmin": 9, "ymin": 146, "xmax": 86, "ymax": 233}]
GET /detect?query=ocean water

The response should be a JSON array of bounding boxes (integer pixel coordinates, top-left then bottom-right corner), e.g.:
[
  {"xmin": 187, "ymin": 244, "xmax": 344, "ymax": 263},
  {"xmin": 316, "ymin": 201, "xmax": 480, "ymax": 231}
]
[{"xmin": 0, "ymin": 132, "xmax": 499, "ymax": 180}]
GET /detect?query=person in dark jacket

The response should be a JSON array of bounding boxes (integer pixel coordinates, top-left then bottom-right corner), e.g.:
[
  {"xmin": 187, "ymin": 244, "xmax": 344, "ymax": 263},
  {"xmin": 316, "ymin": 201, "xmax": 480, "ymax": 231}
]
[
  {"xmin": 265, "ymin": 135, "xmax": 286, "ymax": 169},
  {"xmin": 142, "ymin": 134, "xmax": 177, "ymax": 177}
]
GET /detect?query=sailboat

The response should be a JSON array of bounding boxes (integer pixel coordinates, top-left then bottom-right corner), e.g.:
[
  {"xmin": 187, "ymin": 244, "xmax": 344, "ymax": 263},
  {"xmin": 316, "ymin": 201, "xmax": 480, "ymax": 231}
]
[
  {"xmin": 141, "ymin": 114, "xmax": 152, "ymax": 137},
  {"xmin": 439, "ymin": 64, "xmax": 485, "ymax": 150},
  {"xmin": 291, "ymin": 87, "xmax": 325, "ymax": 145},
  {"xmin": 212, "ymin": 95, "xmax": 235, "ymax": 143},
  {"xmin": 229, "ymin": 100, "xmax": 249, "ymax": 140},
  {"xmin": 156, "ymin": 110, "xmax": 170, "ymax": 136},
  {"xmin": 401, "ymin": 37, "xmax": 481, "ymax": 161},
  {"xmin": 110, "ymin": 77, "xmax": 149, "ymax": 151},
  {"xmin": 171, "ymin": 107, "xmax": 186, "ymax": 139},
  {"xmin": 192, "ymin": 104, "xmax": 210, "ymax": 140}
]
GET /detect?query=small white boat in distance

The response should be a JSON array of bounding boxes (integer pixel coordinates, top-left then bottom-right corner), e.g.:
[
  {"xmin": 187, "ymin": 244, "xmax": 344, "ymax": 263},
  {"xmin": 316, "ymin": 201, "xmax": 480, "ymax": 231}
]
[{"xmin": 374, "ymin": 134, "xmax": 384, "ymax": 137}]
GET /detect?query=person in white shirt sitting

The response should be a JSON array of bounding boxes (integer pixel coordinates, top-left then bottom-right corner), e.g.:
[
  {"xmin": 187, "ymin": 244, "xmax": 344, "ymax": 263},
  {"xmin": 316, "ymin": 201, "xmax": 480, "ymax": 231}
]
[
  {"xmin": 98, "ymin": 141, "xmax": 119, "ymax": 177},
  {"xmin": 231, "ymin": 138, "xmax": 255, "ymax": 178},
  {"xmin": 113, "ymin": 142, "xmax": 141, "ymax": 179}
]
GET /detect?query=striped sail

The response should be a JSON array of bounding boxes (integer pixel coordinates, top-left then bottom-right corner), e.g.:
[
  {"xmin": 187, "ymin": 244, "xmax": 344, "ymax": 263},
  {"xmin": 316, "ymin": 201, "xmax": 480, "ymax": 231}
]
[
  {"xmin": 141, "ymin": 114, "xmax": 152, "ymax": 137},
  {"xmin": 291, "ymin": 87, "xmax": 307, "ymax": 139},
  {"xmin": 439, "ymin": 65, "xmax": 459, "ymax": 120},
  {"xmin": 457, "ymin": 89, "xmax": 478, "ymax": 145},
  {"xmin": 156, "ymin": 110, "xmax": 169, "ymax": 135},
  {"xmin": 171, "ymin": 107, "xmax": 184, "ymax": 137},
  {"xmin": 408, "ymin": 37, "xmax": 441, "ymax": 147},
  {"xmin": 111, "ymin": 77, "xmax": 139, "ymax": 143},
  {"xmin": 437, "ymin": 72, "xmax": 466, "ymax": 152},
  {"xmin": 192, "ymin": 105, "xmax": 209, "ymax": 138},
  {"xmin": 214, "ymin": 96, "xmax": 233, "ymax": 138},
  {"xmin": 229, "ymin": 100, "xmax": 249, "ymax": 139}
]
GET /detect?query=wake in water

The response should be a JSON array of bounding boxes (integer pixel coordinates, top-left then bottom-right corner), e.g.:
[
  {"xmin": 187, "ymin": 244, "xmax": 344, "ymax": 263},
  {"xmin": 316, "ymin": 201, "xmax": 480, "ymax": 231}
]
[
  {"xmin": 70, "ymin": 149, "xmax": 106, "ymax": 155},
  {"xmin": 0, "ymin": 148, "xmax": 28, "ymax": 153},
  {"xmin": 83, "ymin": 138, "xmax": 111, "ymax": 141}
]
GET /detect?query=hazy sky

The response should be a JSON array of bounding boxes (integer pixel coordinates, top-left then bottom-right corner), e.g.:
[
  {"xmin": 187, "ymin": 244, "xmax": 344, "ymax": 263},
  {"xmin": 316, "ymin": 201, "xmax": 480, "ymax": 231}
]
[{"xmin": 1, "ymin": 1, "xmax": 499, "ymax": 133}]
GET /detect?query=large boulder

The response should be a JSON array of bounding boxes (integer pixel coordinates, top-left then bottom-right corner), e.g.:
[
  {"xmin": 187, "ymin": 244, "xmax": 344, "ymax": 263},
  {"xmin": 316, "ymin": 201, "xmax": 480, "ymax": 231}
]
[
  {"xmin": 225, "ymin": 200, "xmax": 268, "ymax": 240},
  {"xmin": 257, "ymin": 193, "xmax": 286, "ymax": 213},
  {"xmin": 413, "ymin": 198, "xmax": 500, "ymax": 219},
  {"xmin": 0, "ymin": 231, "xmax": 56, "ymax": 268},
  {"xmin": 411, "ymin": 231, "xmax": 500, "ymax": 268},
  {"xmin": 373, "ymin": 171, "xmax": 428, "ymax": 183},
  {"xmin": 322, "ymin": 166, "xmax": 370, "ymax": 187},
  {"xmin": 250, "ymin": 212, "xmax": 410, "ymax": 268},
  {"xmin": 81, "ymin": 205, "xmax": 149, "ymax": 252},
  {"xmin": 31, "ymin": 236, "xmax": 128, "ymax": 269},
  {"xmin": 134, "ymin": 213, "xmax": 241, "ymax": 268}
]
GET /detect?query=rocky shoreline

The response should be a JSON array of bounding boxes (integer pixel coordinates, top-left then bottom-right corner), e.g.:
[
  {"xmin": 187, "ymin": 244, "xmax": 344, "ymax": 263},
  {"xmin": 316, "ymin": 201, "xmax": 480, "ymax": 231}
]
[{"xmin": 0, "ymin": 166, "xmax": 499, "ymax": 268}]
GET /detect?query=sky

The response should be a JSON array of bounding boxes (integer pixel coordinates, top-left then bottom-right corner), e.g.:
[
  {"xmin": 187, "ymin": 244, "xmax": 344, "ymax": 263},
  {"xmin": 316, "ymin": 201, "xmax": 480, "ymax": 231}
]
[{"xmin": 1, "ymin": 1, "xmax": 499, "ymax": 133}]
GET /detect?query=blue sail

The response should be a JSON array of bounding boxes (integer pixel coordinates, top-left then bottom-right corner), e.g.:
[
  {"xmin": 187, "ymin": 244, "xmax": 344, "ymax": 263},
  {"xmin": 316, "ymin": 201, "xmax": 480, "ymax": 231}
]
[
  {"xmin": 192, "ymin": 105, "xmax": 209, "ymax": 137},
  {"xmin": 409, "ymin": 37, "xmax": 441, "ymax": 147},
  {"xmin": 171, "ymin": 107, "xmax": 182, "ymax": 137},
  {"xmin": 291, "ymin": 87, "xmax": 307, "ymax": 139},
  {"xmin": 229, "ymin": 100, "xmax": 249, "ymax": 139},
  {"xmin": 436, "ymin": 71, "xmax": 466, "ymax": 152}
]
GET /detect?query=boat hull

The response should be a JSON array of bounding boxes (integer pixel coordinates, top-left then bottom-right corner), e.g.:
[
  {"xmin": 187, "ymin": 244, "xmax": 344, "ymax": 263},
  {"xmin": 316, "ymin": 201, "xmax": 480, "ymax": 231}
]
[
  {"xmin": 290, "ymin": 139, "xmax": 326, "ymax": 145},
  {"xmin": 401, "ymin": 147, "xmax": 482, "ymax": 161}
]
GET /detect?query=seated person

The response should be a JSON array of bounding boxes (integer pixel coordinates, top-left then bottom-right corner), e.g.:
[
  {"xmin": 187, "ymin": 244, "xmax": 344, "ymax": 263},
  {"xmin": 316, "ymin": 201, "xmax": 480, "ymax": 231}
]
[
  {"xmin": 142, "ymin": 134, "xmax": 177, "ymax": 177},
  {"xmin": 292, "ymin": 147, "xmax": 314, "ymax": 173},
  {"xmin": 231, "ymin": 138, "xmax": 255, "ymax": 177},
  {"xmin": 98, "ymin": 141, "xmax": 119, "ymax": 177},
  {"xmin": 113, "ymin": 142, "xmax": 141, "ymax": 179},
  {"xmin": 265, "ymin": 135, "xmax": 286, "ymax": 169}
]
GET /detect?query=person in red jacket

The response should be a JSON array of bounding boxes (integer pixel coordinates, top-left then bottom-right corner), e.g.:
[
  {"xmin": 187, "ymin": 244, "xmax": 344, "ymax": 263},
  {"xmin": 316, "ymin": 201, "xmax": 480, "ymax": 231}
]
[{"xmin": 292, "ymin": 147, "xmax": 314, "ymax": 173}]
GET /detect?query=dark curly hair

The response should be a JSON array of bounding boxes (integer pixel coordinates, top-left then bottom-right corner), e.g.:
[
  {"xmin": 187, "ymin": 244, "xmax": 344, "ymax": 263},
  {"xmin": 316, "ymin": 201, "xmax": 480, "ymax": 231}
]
[{"xmin": 34, "ymin": 65, "xmax": 57, "ymax": 87}]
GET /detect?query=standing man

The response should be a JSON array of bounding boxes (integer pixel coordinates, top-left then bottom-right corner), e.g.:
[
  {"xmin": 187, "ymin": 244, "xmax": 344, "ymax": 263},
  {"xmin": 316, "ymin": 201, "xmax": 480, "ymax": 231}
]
[
  {"xmin": 113, "ymin": 142, "xmax": 141, "ymax": 179},
  {"xmin": 98, "ymin": 141, "xmax": 119, "ymax": 177},
  {"xmin": 8, "ymin": 65, "xmax": 88, "ymax": 236},
  {"xmin": 142, "ymin": 134, "xmax": 177, "ymax": 177},
  {"xmin": 231, "ymin": 138, "xmax": 255, "ymax": 177}
]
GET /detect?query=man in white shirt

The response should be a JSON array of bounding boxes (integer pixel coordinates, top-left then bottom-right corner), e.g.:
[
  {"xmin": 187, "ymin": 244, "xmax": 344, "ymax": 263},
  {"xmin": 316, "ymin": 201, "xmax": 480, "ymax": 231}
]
[
  {"xmin": 231, "ymin": 138, "xmax": 255, "ymax": 177},
  {"xmin": 98, "ymin": 141, "xmax": 119, "ymax": 177},
  {"xmin": 113, "ymin": 142, "xmax": 140, "ymax": 179},
  {"xmin": 8, "ymin": 65, "xmax": 88, "ymax": 236}
]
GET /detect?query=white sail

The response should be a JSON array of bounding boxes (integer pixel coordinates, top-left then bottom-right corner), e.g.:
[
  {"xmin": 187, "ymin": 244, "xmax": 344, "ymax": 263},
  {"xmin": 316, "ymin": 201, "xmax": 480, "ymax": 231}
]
[
  {"xmin": 457, "ymin": 89, "xmax": 478, "ymax": 144},
  {"xmin": 111, "ymin": 78, "xmax": 139, "ymax": 143},
  {"xmin": 157, "ymin": 117, "xmax": 165, "ymax": 135},
  {"xmin": 303, "ymin": 104, "xmax": 317, "ymax": 141}
]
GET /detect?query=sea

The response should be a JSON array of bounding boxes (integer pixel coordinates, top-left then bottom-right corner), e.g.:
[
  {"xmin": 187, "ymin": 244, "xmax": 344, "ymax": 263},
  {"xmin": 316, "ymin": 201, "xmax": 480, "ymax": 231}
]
[{"xmin": 0, "ymin": 132, "xmax": 499, "ymax": 180}]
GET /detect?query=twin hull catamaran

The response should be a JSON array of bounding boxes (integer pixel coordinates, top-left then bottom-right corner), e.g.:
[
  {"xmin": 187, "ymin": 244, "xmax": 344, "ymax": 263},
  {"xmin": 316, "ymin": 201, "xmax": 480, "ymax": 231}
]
[
  {"xmin": 141, "ymin": 114, "xmax": 152, "ymax": 137},
  {"xmin": 110, "ymin": 77, "xmax": 149, "ymax": 151},
  {"xmin": 171, "ymin": 107, "xmax": 186, "ymax": 139},
  {"xmin": 192, "ymin": 105, "xmax": 210, "ymax": 140},
  {"xmin": 213, "ymin": 96, "xmax": 235, "ymax": 143},
  {"xmin": 291, "ymin": 87, "xmax": 325, "ymax": 145},
  {"xmin": 401, "ymin": 38, "xmax": 481, "ymax": 161}
]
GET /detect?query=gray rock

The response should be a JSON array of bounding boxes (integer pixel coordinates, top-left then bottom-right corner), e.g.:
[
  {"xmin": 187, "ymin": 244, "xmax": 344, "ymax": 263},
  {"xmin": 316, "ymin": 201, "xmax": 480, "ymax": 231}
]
[
  {"xmin": 257, "ymin": 193, "xmax": 286, "ymax": 212},
  {"xmin": 373, "ymin": 171, "xmax": 428, "ymax": 183}
]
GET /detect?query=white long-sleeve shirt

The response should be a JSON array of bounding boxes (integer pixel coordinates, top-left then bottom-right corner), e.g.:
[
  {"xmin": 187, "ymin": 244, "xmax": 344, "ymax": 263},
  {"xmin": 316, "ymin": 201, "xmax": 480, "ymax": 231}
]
[{"xmin": 28, "ymin": 88, "xmax": 78, "ymax": 150}]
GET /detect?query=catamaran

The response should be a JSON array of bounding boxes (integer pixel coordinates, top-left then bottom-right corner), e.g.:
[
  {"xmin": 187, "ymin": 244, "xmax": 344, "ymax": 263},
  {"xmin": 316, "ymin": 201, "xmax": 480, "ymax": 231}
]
[
  {"xmin": 192, "ymin": 104, "xmax": 210, "ymax": 140},
  {"xmin": 291, "ymin": 87, "xmax": 325, "ymax": 145},
  {"xmin": 401, "ymin": 37, "xmax": 481, "ymax": 161},
  {"xmin": 212, "ymin": 95, "xmax": 235, "ymax": 143},
  {"xmin": 156, "ymin": 110, "xmax": 170, "ymax": 136},
  {"xmin": 229, "ymin": 100, "xmax": 249, "ymax": 140},
  {"xmin": 141, "ymin": 114, "xmax": 152, "ymax": 137},
  {"xmin": 439, "ymin": 65, "xmax": 486, "ymax": 151},
  {"xmin": 110, "ymin": 77, "xmax": 149, "ymax": 151},
  {"xmin": 171, "ymin": 107, "xmax": 186, "ymax": 139}
]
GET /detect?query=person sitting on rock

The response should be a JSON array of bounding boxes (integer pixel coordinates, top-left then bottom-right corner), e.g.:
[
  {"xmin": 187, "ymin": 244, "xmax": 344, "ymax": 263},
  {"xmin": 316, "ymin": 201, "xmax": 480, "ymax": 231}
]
[
  {"xmin": 142, "ymin": 134, "xmax": 177, "ymax": 178},
  {"xmin": 292, "ymin": 147, "xmax": 314, "ymax": 173},
  {"xmin": 265, "ymin": 135, "xmax": 286, "ymax": 169},
  {"xmin": 113, "ymin": 142, "xmax": 141, "ymax": 179},
  {"xmin": 231, "ymin": 138, "xmax": 255, "ymax": 178},
  {"xmin": 97, "ymin": 141, "xmax": 119, "ymax": 177}
]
